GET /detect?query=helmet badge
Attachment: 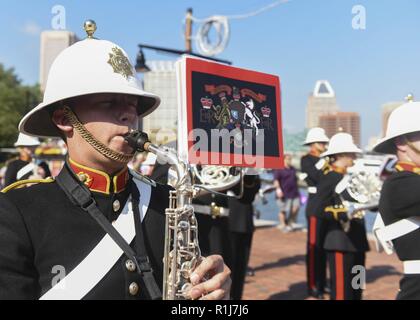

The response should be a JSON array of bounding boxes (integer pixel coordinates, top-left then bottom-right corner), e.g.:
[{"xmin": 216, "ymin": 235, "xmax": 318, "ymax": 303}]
[{"xmin": 108, "ymin": 47, "xmax": 135, "ymax": 79}]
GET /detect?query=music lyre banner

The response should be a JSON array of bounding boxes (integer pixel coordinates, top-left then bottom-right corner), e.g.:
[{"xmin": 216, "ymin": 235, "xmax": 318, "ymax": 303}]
[{"xmin": 177, "ymin": 56, "xmax": 284, "ymax": 169}]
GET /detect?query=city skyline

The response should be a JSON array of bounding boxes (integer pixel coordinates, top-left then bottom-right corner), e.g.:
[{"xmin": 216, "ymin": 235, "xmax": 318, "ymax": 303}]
[
  {"xmin": 305, "ymin": 80, "xmax": 339, "ymax": 129},
  {"xmin": 319, "ymin": 111, "xmax": 361, "ymax": 146},
  {"xmin": 1, "ymin": 0, "xmax": 419, "ymax": 147}
]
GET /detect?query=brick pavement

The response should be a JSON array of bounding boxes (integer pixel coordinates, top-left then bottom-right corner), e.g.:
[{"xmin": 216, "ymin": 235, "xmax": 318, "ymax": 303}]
[{"xmin": 242, "ymin": 227, "xmax": 402, "ymax": 300}]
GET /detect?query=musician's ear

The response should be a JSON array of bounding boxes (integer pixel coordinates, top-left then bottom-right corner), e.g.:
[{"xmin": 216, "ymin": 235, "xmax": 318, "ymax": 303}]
[
  {"xmin": 395, "ymin": 136, "xmax": 408, "ymax": 152},
  {"xmin": 52, "ymin": 108, "xmax": 73, "ymax": 140}
]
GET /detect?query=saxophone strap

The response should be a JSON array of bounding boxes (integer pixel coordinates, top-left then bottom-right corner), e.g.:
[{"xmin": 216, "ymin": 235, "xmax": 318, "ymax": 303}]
[
  {"xmin": 130, "ymin": 179, "xmax": 162, "ymax": 299},
  {"xmin": 55, "ymin": 166, "xmax": 161, "ymax": 300}
]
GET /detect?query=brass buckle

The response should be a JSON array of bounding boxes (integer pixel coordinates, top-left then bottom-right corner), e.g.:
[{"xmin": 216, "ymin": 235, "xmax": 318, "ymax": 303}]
[{"xmin": 210, "ymin": 202, "xmax": 221, "ymax": 219}]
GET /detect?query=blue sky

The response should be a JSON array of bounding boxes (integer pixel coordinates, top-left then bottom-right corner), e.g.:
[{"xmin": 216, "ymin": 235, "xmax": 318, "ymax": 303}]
[{"xmin": 1, "ymin": 0, "xmax": 420, "ymax": 146}]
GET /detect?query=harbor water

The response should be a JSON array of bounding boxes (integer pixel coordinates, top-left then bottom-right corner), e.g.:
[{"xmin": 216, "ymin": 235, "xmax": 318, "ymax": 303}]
[{"xmin": 254, "ymin": 188, "xmax": 377, "ymax": 233}]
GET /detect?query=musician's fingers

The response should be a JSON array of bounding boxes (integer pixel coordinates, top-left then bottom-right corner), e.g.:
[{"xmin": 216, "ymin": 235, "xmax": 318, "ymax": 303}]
[
  {"xmin": 190, "ymin": 268, "xmax": 231, "ymax": 300},
  {"xmin": 190, "ymin": 255, "xmax": 224, "ymax": 285},
  {"xmin": 199, "ymin": 288, "xmax": 229, "ymax": 300}
]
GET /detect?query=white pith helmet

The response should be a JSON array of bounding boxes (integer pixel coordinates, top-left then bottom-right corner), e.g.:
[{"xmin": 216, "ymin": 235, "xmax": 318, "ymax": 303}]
[
  {"xmin": 320, "ymin": 132, "xmax": 361, "ymax": 157},
  {"xmin": 19, "ymin": 20, "xmax": 160, "ymax": 138},
  {"xmin": 14, "ymin": 133, "xmax": 40, "ymax": 147},
  {"xmin": 303, "ymin": 127, "xmax": 330, "ymax": 145},
  {"xmin": 374, "ymin": 97, "xmax": 420, "ymax": 154}
]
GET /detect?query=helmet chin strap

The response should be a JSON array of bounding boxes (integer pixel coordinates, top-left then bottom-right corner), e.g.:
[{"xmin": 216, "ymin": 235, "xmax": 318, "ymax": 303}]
[{"xmin": 62, "ymin": 106, "xmax": 134, "ymax": 163}]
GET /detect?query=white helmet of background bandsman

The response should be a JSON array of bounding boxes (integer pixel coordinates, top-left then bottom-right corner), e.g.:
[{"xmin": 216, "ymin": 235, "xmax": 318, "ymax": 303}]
[
  {"xmin": 320, "ymin": 132, "xmax": 361, "ymax": 157},
  {"xmin": 14, "ymin": 133, "xmax": 40, "ymax": 147},
  {"xmin": 373, "ymin": 99, "xmax": 420, "ymax": 154},
  {"xmin": 303, "ymin": 127, "xmax": 330, "ymax": 145},
  {"xmin": 18, "ymin": 20, "xmax": 160, "ymax": 138}
]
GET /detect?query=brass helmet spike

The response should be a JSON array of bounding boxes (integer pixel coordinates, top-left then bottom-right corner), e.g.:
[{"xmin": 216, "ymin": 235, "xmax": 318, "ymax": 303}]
[
  {"xmin": 405, "ymin": 93, "xmax": 414, "ymax": 103},
  {"xmin": 83, "ymin": 19, "xmax": 97, "ymax": 39}
]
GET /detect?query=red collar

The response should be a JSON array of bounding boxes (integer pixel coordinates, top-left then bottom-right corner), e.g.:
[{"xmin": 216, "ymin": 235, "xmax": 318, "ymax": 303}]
[
  {"xmin": 395, "ymin": 161, "xmax": 420, "ymax": 175},
  {"xmin": 69, "ymin": 158, "xmax": 129, "ymax": 194},
  {"xmin": 308, "ymin": 150, "xmax": 321, "ymax": 157}
]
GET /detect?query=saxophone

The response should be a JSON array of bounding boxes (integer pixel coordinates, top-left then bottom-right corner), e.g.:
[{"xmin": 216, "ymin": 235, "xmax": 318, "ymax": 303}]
[{"xmin": 124, "ymin": 131, "xmax": 202, "ymax": 300}]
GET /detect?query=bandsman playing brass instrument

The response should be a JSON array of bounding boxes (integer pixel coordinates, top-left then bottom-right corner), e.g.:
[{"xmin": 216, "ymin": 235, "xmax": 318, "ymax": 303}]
[
  {"xmin": 0, "ymin": 20, "xmax": 231, "ymax": 300},
  {"xmin": 312, "ymin": 132, "xmax": 369, "ymax": 300},
  {"xmin": 301, "ymin": 127, "xmax": 329, "ymax": 299},
  {"xmin": 4, "ymin": 133, "xmax": 43, "ymax": 187},
  {"xmin": 373, "ymin": 96, "xmax": 420, "ymax": 300}
]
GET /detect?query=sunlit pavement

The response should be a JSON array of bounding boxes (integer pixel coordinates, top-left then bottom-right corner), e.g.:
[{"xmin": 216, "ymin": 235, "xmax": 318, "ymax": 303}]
[{"xmin": 242, "ymin": 227, "xmax": 402, "ymax": 300}]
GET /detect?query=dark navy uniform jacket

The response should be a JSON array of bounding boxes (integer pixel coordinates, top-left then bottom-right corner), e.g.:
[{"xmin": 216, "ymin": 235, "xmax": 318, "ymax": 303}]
[
  {"xmin": 228, "ymin": 175, "xmax": 261, "ymax": 234},
  {"xmin": 311, "ymin": 167, "xmax": 369, "ymax": 253},
  {"xmin": 301, "ymin": 154, "xmax": 322, "ymax": 189},
  {"xmin": 0, "ymin": 160, "xmax": 169, "ymax": 300},
  {"xmin": 379, "ymin": 162, "xmax": 420, "ymax": 299},
  {"xmin": 301, "ymin": 153, "xmax": 322, "ymax": 217}
]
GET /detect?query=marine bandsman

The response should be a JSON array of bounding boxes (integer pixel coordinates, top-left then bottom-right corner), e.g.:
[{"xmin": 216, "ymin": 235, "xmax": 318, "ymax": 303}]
[
  {"xmin": 373, "ymin": 96, "xmax": 420, "ymax": 299},
  {"xmin": 0, "ymin": 20, "xmax": 231, "ymax": 300},
  {"xmin": 312, "ymin": 132, "xmax": 369, "ymax": 300},
  {"xmin": 301, "ymin": 127, "xmax": 329, "ymax": 298}
]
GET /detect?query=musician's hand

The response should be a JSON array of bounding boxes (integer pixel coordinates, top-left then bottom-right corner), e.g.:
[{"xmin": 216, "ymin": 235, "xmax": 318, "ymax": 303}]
[{"xmin": 189, "ymin": 255, "xmax": 231, "ymax": 300}]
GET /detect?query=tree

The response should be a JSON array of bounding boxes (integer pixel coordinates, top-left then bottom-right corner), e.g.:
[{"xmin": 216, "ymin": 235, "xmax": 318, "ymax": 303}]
[{"xmin": 0, "ymin": 64, "xmax": 41, "ymax": 147}]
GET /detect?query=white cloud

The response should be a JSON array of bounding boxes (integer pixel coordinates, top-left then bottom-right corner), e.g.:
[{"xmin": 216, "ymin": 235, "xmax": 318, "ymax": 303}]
[{"xmin": 21, "ymin": 21, "xmax": 42, "ymax": 36}]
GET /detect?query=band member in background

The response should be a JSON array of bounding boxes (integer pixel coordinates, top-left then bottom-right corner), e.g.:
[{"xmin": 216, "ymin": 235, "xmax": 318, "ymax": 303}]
[
  {"xmin": 4, "ymin": 133, "xmax": 41, "ymax": 186},
  {"xmin": 301, "ymin": 127, "xmax": 329, "ymax": 299},
  {"xmin": 152, "ymin": 157, "xmax": 234, "ymax": 275},
  {"xmin": 0, "ymin": 21, "xmax": 231, "ymax": 300},
  {"xmin": 374, "ymin": 98, "xmax": 420, "ymax": 299},
  {"xmin": 273, "ymin": 154, "xmax": 301, "ymax": 232},
  {"xmin": 228, "ymin": 174, "xmax": 261, "ymax": 300},
  {"xmin": 193, "ymin": 193, "xmax": 233, "ymax": 271},
  {"xmin": 313, "ymin": 132, "xmax": 369, "ymax": 300}
]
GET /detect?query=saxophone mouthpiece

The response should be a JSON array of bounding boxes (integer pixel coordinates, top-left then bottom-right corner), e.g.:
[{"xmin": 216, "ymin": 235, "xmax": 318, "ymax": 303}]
[{"xmin": 124, "ymin": 130, "xmax": 151, "ymax": 152}]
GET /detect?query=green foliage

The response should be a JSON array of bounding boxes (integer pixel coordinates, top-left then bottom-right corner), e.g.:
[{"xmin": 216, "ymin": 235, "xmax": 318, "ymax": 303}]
[
  {"xmin": 283, "ymin": 129, "xmax": 307, "ymax": 153},
  {"xmin": 0, "ymin": 64, "xmax": 41, "ymax": 147}
]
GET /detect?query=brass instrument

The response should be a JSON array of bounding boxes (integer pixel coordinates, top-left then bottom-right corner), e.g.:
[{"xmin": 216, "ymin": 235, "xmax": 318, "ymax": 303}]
[
  {"xmin": 344, "ymin": 155, "xmax": 396, "ymax": 218},
  {"xmin": 345, "ymin": 171, "xmax": 382, "ymax": 206},
  {"xmin": 341, "ymin": 170, "xmax": 383, "ymax": 232},
  {"xmin": 125, "ymin": 130, "xmax": 242, "ymax": 299}
]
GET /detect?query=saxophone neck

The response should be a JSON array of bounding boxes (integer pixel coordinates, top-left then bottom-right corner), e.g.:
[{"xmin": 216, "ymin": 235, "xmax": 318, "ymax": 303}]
[{"xmin": 146, "ymin": 143, "xmax": 193, "ymax": 191}]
